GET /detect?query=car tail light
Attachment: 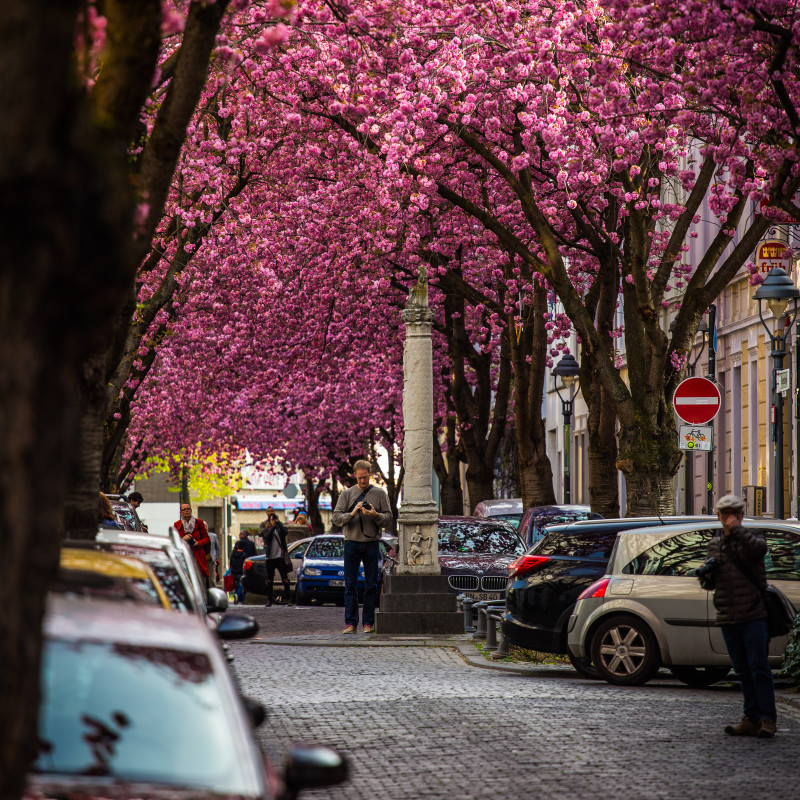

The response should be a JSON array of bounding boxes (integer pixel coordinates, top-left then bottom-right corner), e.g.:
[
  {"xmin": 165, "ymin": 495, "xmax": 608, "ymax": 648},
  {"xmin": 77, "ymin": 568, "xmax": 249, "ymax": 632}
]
[
  {"xmin": 508, "ymin": 554, "xmax": 550, "ymax": 578},
  {"xmin": 577, "ymin": 578, "xmax": 610, "ymax": 600},
  {"xmin": 243, "ymin": 559, "xmax": 253, "ymax": 571}
]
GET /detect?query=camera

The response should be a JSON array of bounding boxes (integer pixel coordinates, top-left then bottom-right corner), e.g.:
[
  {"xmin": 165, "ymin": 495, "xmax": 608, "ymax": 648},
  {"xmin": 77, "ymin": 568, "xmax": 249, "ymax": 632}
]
[
  {"xmin": 361, "ymin": 501, "xmax": 372, "ymax": 511},
  {"xmin": 696, "ymin": 557, "xmax": 717, "ymax": 578}
]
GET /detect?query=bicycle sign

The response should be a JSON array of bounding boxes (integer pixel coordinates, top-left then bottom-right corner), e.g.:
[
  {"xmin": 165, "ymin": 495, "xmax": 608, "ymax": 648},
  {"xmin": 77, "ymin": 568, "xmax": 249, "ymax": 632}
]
[{"xmin": 679, "ymin": 425, "xmax": 713, "ymax": 451}]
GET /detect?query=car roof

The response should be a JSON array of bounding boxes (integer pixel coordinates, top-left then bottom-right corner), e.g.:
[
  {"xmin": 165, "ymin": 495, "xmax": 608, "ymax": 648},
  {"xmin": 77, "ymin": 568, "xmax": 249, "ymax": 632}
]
[
  {"xmin": 525, "ymin": 504, "xmax": 593, "ymax": 515},
  {"xmin": 544, "ymin": 515, "xmax": 716, "ymax": 533},
  {"xmin": 439, "ymin": 515, "xmax": 516, "ymax": 525},
  {"xmin": 472, "ymin": 499, "xmax": 522, "ymax": 515},
  {"xmin": 61, "ymin": 547, "xmax": 156, "ymax": 579},
  {"xmin": 44, "ymin": 594, "xmax": 210, "ymax": 650}
]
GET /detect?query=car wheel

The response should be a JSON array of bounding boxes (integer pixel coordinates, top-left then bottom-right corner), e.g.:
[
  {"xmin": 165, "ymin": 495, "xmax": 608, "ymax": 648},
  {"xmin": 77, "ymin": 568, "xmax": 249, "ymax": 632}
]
[
  {"xmin": 567, "ymin": 649, "xmax": 600, "ymax": 680},
  {"xmin": 296, "ymin": 591, "xmax": 311, "ymax": 606},
  {"xmin": 590, "ymin": 614, "xmax": 660, "ymax": 686},
  {"xmin": 669, "ymin": 665, "xmax": 730, "ymax": 688}
]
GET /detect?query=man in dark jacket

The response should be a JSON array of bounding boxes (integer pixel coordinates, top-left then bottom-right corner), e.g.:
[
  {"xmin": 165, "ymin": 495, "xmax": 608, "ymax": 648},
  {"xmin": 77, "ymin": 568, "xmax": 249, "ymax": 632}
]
[
  {"xmin": 702, "ymin": 494, "xmax": 775, "ymax": 738},
  {"xmin": 262, "ymin": 514, "xmax": 292, "ymax": 606}
]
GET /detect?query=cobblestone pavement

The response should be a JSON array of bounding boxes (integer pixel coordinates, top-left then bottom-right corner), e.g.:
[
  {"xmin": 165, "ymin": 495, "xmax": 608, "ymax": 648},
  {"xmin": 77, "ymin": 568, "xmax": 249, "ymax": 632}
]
[{"xmin": 230, "ymin": 604, "xmax": 800, "ymax": 800}]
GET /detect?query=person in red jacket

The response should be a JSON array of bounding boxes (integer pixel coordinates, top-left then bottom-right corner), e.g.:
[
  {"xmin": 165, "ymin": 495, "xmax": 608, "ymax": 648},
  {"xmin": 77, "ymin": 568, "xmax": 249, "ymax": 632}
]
[{"xmin": 175, "ymin": 502, "xmax": 210, "ymax": 587}]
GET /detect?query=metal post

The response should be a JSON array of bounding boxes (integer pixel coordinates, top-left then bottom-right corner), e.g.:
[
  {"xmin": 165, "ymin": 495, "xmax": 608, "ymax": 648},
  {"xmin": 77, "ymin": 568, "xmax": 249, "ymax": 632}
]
[
  {"xmin": 685, "ymin": 362, "xmax": 696, "ymax": 514},
  {"xmin": 484, "ymin": 612, "xmax": 499, "ymax": 651},
  {"xmin": 773, "ymin": 334, "xmax": 787, "ymax": 519},
  {"xmin": 707, "ymin": 304, "xmax": 716, "ymax": 513},
  {"xmin": 461, "ymin": 596, "xmax": 475, "ymax": 633},
  {"xmin": 796, "ymin": 323, "xmax": 800, "ymax": 518},
  {"xmin": 491, "ymin": 621, "xmax": 512, "ymax": 660},
  {"xmin": 563, "ymin": 401, "xmax": 573, "ymax": 505},
  {"xmin": 472, "ymin": 605, "xmax": 487, "ymax": 640}
]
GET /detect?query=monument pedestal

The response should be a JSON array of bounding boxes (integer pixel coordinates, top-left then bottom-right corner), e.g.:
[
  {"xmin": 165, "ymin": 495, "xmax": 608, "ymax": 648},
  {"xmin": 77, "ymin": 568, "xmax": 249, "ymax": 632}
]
[{"xmin": 375, "ymin": 574, "xmax": 463, "ymax": 634}]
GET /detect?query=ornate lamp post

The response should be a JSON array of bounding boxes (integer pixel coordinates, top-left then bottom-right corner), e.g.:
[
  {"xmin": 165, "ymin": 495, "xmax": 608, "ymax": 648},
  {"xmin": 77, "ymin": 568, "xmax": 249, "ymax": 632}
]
[
  {"xmin": 552, "ymin": 353, "xmax": 581, "ymax": 505},
  {"xmin": 753, "ymin": 267, "xmax": 800, "ymax": 519}
]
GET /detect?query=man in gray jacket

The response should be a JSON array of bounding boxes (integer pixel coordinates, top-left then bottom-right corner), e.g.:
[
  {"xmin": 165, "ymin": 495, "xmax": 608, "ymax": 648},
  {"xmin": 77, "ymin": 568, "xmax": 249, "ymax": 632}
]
[
  {"xmin": 331, "ymin": 460, "xmax": 393, "ymax": 634},
  {"xmin": 702, "ymin": 494, "xmax": 775, "ymax": 738}
]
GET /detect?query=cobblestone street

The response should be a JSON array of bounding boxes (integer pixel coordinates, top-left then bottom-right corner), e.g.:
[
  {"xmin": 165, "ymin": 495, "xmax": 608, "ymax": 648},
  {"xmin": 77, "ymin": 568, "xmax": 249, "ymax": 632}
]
[{"xmin": 231, "ymin": 605, "xmax": 800, "ymax": 800}]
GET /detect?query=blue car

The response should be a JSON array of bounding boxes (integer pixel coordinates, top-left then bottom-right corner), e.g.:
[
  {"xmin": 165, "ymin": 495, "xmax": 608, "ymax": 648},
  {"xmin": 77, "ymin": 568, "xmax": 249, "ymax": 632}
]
[{"xmin": 295, "ymin": 534, "xmax": 395, "ymax": 606}]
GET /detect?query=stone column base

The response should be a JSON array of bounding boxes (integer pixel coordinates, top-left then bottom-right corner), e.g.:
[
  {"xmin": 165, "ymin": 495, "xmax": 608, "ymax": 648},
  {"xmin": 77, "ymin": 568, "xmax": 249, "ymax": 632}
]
[{"xmin": 374, "ymin": 574, "xmax": 463, "ymax": 635}]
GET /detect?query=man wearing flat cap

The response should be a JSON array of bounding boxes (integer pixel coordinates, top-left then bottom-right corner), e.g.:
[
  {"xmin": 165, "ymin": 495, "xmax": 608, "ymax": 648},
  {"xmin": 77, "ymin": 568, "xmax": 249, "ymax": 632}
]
[{"xmin": 700, "ymin": 494, "xmax": 775, "ymax": 738}]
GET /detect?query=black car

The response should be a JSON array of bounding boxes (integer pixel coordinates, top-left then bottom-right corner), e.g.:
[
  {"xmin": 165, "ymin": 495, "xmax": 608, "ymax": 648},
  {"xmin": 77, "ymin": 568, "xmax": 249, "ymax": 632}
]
[
  {"xmin": 502, "ymin": 515, "xmax": 716, "ymax": 676},
  {"xmin": 517, "ymin": 504, "xmax": 603, "ymax": 547},
  {"xmin": 385, "ymin": 517, "xmax": 526, "ymax": 603}
]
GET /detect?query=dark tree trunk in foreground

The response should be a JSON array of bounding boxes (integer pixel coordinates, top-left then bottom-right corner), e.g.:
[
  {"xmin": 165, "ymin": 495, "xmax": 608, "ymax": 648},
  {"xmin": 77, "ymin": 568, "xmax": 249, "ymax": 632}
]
[{"xmin": 0, "ymin": 1, "xmax": 152, "ymax": 796}]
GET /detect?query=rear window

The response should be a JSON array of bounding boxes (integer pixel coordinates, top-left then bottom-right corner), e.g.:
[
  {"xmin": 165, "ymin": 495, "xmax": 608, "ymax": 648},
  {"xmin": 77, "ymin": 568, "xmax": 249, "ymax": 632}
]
[{"xmin": 533, "ymin": 531, "xmax": 620, "ymax": 559}]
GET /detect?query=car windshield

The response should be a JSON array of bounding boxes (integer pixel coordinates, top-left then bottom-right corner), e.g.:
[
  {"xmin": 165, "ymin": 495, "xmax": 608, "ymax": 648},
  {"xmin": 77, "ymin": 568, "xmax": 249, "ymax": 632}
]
[
  {"xmin": 306, "ymin": 538, "xmax": 345, "ymax": 559},
  {"xmin": 491, "ymin": 513, "xmax": 523, "ymax": 528},
  {"xmin": 35, "ymin": 639, "xmax": 259, "ymax": 795},
  {"xmin": 439, "ymin": 523, "xmax": 525, "ymax": 555}
]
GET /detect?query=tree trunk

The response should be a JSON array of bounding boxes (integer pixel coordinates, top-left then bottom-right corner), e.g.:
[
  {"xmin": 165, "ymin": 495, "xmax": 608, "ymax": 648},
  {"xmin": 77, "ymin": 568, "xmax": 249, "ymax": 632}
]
[
  {"xmin": 617, "ymin": 418, "xmax": 682, "ymax": 516},
  {"xmin": 304, "ymin": 477, "xmax": 325, "ymax": 536},
  {"xmin": 512, "ymin": 282, "xmax": 556, "ymax": 508}
]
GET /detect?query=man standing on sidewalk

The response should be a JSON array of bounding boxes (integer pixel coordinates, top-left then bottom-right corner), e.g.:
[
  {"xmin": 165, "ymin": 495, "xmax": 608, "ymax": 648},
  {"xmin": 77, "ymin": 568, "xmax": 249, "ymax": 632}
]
[
  {"xmin": 701, "ymin": 493, "xmax": 776, "ymax": 738},
  {"xmin": 332, "ymin": 460, "xmax": 393, "ymax": 634}
]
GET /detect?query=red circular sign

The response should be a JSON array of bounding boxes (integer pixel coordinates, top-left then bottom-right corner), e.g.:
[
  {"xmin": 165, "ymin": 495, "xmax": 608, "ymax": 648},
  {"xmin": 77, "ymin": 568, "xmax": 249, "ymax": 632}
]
[{"xmin": 672, "ymin": 377, "xmax": 721, "ymax": 425}]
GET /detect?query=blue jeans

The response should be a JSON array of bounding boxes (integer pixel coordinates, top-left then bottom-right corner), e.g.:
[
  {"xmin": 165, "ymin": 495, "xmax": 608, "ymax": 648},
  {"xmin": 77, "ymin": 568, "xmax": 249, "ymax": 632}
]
[
  {"xmin": 233, "ymin": 575, "xmax": 245, "ymax": 605},
  {"xmin": 344, "ymin": 540, "xmax": 380, "ymax": 627},
  {"xmin": 721, "ymin": 618, "xmax": 776, "ymax": 722}
]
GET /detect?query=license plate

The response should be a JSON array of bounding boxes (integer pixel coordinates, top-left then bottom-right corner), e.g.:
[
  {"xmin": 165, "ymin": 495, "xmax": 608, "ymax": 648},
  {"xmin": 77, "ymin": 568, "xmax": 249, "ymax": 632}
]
[
  {"xmin": 466, "ymin": 592, "xmax": 502, "ymax": 601},
  {"xmin": 329, "ymin": 580, "xmax": 345, "ymax": 587}
]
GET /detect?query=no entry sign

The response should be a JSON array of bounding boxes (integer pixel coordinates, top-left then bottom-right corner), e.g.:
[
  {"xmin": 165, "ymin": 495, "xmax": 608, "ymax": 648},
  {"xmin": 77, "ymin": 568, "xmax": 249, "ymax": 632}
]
[{"xmin": 672, "ymin": 377, "xmax": 721, "ymax": 425}]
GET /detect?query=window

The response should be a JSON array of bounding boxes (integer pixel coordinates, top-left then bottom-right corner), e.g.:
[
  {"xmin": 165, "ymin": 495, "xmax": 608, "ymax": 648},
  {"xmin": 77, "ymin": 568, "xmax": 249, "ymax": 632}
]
[
  {"xmin": 761, "ymin": 529, "xmax": 800, "ymax": 581},
  {"xmin": 623, "ymin": 530, "xmax": 714, "ymax": 575},
  {"xmin": 438, "ymin": 523, "xmax": 525, "ymax": 555},
  {"xmin": 306, "ymin": 538, "xmax": 345, "ymax": 559},
  {"xmin": 535, "ymin": 531, "xmax": 620, "ymax": 559}
]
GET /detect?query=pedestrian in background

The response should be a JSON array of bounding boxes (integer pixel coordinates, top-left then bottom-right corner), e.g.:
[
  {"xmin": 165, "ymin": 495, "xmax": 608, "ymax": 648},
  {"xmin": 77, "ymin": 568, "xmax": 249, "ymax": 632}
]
[
  {"xmin": 263, "ymin": 513, "xmax": 292, "ymax": 605},
  {"xmin": 174, "ymin": 503, "xmax": 211, "ymax": 588},
  {"xmin": 230, "ymin": 531, "xmax": 255, "ymax": 605},
  {"xmin": 700, "ymin": 494, "xmax": 776, "ymax": 738},
  {"xmin": 99, "ymin": 493, "xmax": 122, "ymax": 528},
  {"xmin": 331, "ymin": 460, "xmax": 393, "ymax": 634},
  {"xmin": 127, "ymin": 491, "xmax": 149, "ymax": 531},
  {"xmin": 207, "ymin": 529, "xmax": 220, "ymax": 586}
]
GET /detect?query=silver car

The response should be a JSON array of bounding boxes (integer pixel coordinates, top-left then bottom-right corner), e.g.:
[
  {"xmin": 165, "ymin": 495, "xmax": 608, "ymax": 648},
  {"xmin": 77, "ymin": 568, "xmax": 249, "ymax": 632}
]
[{"xmin": 567, "ymin": 520, "xmax": 800, "ymax": 687}]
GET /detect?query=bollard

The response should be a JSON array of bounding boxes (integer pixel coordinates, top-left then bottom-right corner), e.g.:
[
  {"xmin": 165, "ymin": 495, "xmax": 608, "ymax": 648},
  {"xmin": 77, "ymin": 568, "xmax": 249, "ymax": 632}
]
[
  {"xmin": 472, "ymin": 604, "xmax": 487, "ymax": 639},
  {"xmin": 462, "ymin": 596, "xmax": 475, "ymax": 633},
  {"xmin": 491, "ymin": 619, "xmax": 511, "ymax": 660},
  {"xmin": 484, "ymin": 612, "xmax": 499, "ymax": 651}
]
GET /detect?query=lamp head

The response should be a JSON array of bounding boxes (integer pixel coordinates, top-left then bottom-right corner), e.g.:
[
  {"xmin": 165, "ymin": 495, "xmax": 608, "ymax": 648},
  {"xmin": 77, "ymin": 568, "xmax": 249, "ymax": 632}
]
[
  {"xmin": 753, "ymin": 267, "xmax": 800, "ymax": 318},
  {"xmin": 553, "ymin": 353, "xmax": 580, "ymax": 389}
]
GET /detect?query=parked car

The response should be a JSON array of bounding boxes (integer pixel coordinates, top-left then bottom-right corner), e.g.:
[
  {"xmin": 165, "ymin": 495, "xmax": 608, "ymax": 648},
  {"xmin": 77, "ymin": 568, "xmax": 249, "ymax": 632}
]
[
  {"xmin": 29, "ymin": 595, "xmax": 347, "ymax": 800},
  {"xmin": 106, "ymin": 494, "xmax": 147, "ymax": 532},
  {"xmin": 517, "ymin": 504, "xmax": 603, "ymax": 547},
  {"xmin": 295, "ymin": 534, "xmax": 395, "ymax": 605},
  {"xmin": 472, "ymin": 498, "xmax": 523, "ymax": 530},
  {"xmin": 567, "ymin": 520, "xmax": 800, "ymax": 687},
  {"xmin": 384, "ymin": 517, "xmax": 526, "ymax": 603},
  {"xmin": 502, "ymin": 516, "xmax": 717, "ymax": 677},
  {"xmin": 54, "ymin": 548, "xmax": 172, "ymax": 609},
  {"xmin": 241, "ymin": 536, "xmax": 315, "ymax": 599}
]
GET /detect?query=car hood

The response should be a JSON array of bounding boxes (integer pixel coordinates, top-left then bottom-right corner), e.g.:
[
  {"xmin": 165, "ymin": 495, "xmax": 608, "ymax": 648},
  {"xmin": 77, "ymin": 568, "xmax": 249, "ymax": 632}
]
[{"xmin": 438, "ymin": 553, "xmax": 515, "ymax": 572}]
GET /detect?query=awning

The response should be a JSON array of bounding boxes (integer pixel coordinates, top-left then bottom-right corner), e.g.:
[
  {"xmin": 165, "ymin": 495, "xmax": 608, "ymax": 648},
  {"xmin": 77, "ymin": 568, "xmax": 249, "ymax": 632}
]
[{"xmin": 234, "ymin": 495, "xmax": 331, "ymax": 511}]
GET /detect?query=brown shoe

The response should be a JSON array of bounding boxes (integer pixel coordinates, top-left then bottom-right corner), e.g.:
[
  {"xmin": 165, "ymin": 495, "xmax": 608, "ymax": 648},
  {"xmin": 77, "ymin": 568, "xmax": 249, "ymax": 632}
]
[
  {"xmin": 757, "ymin": 719, "xmax": 776, "ymax": 738},
  {"xmin": 363, "ymin": 624, "xmax": 375, "ymax": 634},
  {"xmin": 724, "ymin": 717, "xmax": 759, "ymax": 736},
  {"xmin": 342, "ymin": 625, "xmax": 356, "ymax": 634}
]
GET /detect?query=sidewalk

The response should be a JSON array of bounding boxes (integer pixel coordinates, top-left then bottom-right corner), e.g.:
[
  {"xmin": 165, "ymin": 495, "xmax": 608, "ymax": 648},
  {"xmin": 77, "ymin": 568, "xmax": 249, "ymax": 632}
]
[{"xmin": 236, "ymin": 602, "xmax": 800, "ymax": 714}]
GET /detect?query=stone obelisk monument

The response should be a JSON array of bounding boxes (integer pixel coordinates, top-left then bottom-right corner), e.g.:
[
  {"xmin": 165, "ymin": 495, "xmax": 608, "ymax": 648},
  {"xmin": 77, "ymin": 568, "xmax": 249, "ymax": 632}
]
[{"xmin": 375, "ymin": 267, "xmax": 463, "ymax": 634}]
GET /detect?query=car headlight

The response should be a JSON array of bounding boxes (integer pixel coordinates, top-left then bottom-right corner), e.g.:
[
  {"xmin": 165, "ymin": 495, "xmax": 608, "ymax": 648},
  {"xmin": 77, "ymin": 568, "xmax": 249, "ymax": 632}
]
[{"xmin": 303, "ymin": 567, "xmax": 322, "ymax": 576}]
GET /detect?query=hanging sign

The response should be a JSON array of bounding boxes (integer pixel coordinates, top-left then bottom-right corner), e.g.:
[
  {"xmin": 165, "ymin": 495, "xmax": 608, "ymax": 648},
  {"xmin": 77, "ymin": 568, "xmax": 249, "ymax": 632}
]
[
  {"xmin": 679, "ymin": 425, "xmax": 713, "ymax": 451},
  {"xmin": 776, "ymin": 368, "xmax": 791, "ymax": 395},
  {"xmin": 755, "ymin": 239, "xmax": 791, "ymax": 274}
]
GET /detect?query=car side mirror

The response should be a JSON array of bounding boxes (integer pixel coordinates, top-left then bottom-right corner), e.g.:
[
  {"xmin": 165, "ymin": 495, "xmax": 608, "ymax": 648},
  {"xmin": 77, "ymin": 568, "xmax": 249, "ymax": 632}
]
[
  {"xmin": 281, "ymin": 745, "xmax": 349, "ymax": 800},
  {"xmin": 216, "ymin": 613, "xmax": 259, "ymax": 640},
  {"xmin": 206, "ymin": 587, "xmax": 229, "ymax": 613}
]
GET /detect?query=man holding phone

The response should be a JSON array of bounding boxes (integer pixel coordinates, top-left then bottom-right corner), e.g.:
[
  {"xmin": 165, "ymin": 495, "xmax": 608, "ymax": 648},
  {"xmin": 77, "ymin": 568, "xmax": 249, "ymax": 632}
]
[{"xmin": 332, "ymin": 460, "xmax": 393, "ymax": 634}]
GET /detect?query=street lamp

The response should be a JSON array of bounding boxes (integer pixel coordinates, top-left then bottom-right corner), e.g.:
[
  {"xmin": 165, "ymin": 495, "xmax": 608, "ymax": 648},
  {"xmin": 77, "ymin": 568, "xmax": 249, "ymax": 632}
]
[
  {"xmin": 553, "ymin": 352, "xmax": 581, "ymax": 505},
  {"xmin": 753, "ymin": 267, "xmax": 800, "ymax": 519}
]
